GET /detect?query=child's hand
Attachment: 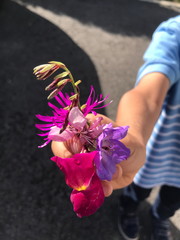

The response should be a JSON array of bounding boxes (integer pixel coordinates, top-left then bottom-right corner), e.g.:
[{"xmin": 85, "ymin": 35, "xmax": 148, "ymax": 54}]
[
  {"xmin": 101, "ymin": 131, "xmax": 146, "ymax": 196},
  {"xmin": 51, "ymin": 114, "xmax": 145, "ymax": 197}
]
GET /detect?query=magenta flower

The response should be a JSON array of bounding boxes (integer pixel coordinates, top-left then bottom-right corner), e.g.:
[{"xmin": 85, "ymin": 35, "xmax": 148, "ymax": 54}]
[
  {"xmin": 51, "ymin": 151, "xmax": 105, "ymax": 217},
  {"xmin": 51, "ymin": 152, "xmax": 96, "ymax": 191},
  {"xmin": 63, "ymin": 116, "xmax": 107, "ymax": 154},
  {"xmin": 82, "ymin": 86, "xmax": 111, "ymax": 116},
  {"xmin": 35, "ymin": 92, "xmax": 71, "ymax": 147},
  {"xmin": 36, "ymin": 87, "xmax": 110, "ymax": 148},
  {"xmin": 70, "ymin": 174, "xmax": 104, "ymax": 217},
  {"xmin": 94, "ymin": 123, "xmax": 130, "ymax": 181}
]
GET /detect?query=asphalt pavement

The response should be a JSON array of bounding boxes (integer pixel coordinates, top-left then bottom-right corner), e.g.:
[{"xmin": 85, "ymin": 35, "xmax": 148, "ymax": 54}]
[{"xmin": 0, "ymin": 0, "xmax": 179, "ymax": 240}]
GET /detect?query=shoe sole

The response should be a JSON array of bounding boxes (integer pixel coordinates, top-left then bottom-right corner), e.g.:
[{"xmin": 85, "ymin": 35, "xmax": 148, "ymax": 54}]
[{"xmin": 117, "ymin": 217, "xmax": 139, "ymax": 240}]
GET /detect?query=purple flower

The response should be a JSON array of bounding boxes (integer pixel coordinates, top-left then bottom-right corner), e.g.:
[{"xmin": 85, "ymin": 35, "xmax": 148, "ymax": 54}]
[{"xmin": 94, "ymin": 123, "xmax": 130, "ymax": 181}]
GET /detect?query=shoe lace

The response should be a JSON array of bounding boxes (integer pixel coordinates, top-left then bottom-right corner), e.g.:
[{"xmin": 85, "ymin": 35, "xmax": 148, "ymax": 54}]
[
  {"xmin": 154, "ymin": 219, "xmax": 171, "ymax": 237},
  {"xmin": 123, "ymin": 213, "xmax": 139, "ymax": 227}
]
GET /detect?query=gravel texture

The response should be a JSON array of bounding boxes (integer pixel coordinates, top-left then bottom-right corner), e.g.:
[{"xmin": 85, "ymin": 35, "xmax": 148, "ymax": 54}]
[{"xmin": 0, "ymin": 0, "xmax": 179, "ymax": 239}]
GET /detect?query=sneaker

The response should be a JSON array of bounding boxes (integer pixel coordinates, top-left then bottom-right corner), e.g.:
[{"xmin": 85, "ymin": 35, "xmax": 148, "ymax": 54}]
[
  {"xmin": 151, "ymin": 214, "xmax": 173, "ymax": 240},
  {"xmin": 118, "ymin": 206, "xmax": 139, "ymax": 240}
]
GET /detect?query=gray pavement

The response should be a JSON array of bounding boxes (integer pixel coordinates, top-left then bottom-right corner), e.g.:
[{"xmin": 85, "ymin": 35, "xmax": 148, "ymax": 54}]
[{"xmin": 0, "ymin": 0, "xmax": 179, "ymax": 239}]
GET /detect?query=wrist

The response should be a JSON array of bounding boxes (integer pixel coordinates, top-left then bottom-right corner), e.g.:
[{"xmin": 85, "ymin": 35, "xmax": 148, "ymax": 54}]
[{"xmin": 128, "ymin": 128, "xmax": 147, "ymax": 147}]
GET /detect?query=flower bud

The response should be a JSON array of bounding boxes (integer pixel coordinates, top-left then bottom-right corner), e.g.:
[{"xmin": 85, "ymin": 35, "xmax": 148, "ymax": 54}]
[{"xmin": 33, "ymin": 62, "xmax": 61, "ymax": 80}]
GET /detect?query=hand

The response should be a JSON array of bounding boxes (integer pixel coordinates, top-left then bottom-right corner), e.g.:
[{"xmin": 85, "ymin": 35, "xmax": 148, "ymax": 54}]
[
  {"xmin": 101, "ymin": 131, "xmax": 146, "ymax": 196},
  {"xmin": 51, "ymin": 114, "xmax": 146, "ymax": 197}
]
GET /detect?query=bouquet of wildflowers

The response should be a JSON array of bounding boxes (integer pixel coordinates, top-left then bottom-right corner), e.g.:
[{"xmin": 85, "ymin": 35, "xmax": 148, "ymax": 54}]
[{"xmin": 34, "ymin": 61, "xmax": 130, "ymax": 217}]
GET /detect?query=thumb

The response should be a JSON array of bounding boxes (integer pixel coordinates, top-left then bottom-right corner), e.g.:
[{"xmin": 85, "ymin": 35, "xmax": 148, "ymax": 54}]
[
  {"xmin": 101, "ymin": 165, "xmax": 123, "ymax": 197},
  {"xmin": 51, "ymin": 141, "xmax": 73, "ymax": 158},
  {"xmin": 101, "ymin": 181, "xmax": 113, "ymax": 197}
]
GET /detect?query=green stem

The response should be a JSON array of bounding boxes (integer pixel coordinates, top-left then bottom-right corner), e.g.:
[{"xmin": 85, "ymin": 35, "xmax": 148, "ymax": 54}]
[
  {"xmin": 62, "ymin": 65, "xmax": 80, "ymax": 107},
  {"xmin": 62, "ymin": 66, "xmax": 76, "ymax": 92}
]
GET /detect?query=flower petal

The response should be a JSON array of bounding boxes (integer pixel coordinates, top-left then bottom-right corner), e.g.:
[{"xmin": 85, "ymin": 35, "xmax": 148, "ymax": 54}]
[
  {"xmin": 94, "ymin": 151, "xmax": 116, "ymax": 181},
  {"xmin": 51, "ymin": 151, "xmax": 98, "ymax": 191},
  {"xmin": 82, "ymin": 86, "xmax": 111, "ymax": 116},
  {"xmin": 48, "ymin": 126, "xmax": 74, "ymax": 142},
  {"xmin": 111, "ymin": 126, "xmax": 129, "ymax": 140},
  {"xmin": 95, "ymin": 124, "xmax": 130, "ymax": 181},
  {"xmin": 68, "ymin": 107, "xmax": 87, "ymax": 130},
  {"xmin": 70, "ymin": 174, "xmax": 104, "ymax": 217},
  {"xmin": 65, "ymin": 135, "xmax": 85, "ymax": 154},
  {"xmin": 88, "ymin": 117, "xmax": 106, "ymax": 139},
  {"xmin": 110, "ymin": 140, "xmax": 131, "ymax": 163}
]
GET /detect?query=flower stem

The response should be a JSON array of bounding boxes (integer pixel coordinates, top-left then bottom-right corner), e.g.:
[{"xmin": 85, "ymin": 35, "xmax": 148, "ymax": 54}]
[
  {"xmin": 62, "ymin": 66, "xmax": 77, "ymax": 93},
  {"xmin": 62, "ymin": 65, "xmax": 81, "ymax": 108}
]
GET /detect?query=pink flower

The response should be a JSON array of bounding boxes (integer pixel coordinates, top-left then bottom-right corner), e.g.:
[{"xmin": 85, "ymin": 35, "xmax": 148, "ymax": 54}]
[
  {"xmin": 49, "ymin": 126, "xmax": 75, "ymax": 142},
  {"xmin": 48, "ymin": 107, "xmax": 87, "ymax": 142},
  {"xmin": 51, "ymin": 151, "xmax": 105, "ymax": 217},
  {"xmin": 68, "ymin": 107, "xmax": 87, "ymax": 131},
  {"xmin": 63, "ymin": 117, "xmax": 105, "ymax": 154},
  {"xmin": 64, "ymin": 135, "xmax": 85, "ymax": 154},
  {"xmin": 36, "ymin": 87, "xmax": 110, "ymax": 148}
]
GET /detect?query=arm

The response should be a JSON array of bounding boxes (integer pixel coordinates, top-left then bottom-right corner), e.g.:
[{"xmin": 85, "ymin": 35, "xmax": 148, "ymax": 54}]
[
  {"xmin": 51, "ymin": 72, "xmax": 169, "ymax": 196},
  {"xmin": 116, "ymin": 72, "xmax": 169, "ymax": 144},
  {"xmin": 102, "ymin": 72, "xmax": 169, "ymax": 196},
  {"xmin": 52, "ymin": 17, "xmax": 179, "ymax": 196},
  {"xmin": 104, "ymin": 17, "xmax": 180, "ymax": 195}
]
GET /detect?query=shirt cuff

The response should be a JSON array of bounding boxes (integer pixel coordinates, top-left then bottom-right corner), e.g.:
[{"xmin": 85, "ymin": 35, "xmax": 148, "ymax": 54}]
[{"xmin": 136, "ymin": 63, "xmax": 176, "ymax": 87}]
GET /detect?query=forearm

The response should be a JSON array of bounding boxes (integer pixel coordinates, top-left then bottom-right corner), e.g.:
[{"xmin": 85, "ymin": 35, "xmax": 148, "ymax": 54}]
[{"xmin": 116, "ymin": 73, "xmax": 170, "ymax": 145}]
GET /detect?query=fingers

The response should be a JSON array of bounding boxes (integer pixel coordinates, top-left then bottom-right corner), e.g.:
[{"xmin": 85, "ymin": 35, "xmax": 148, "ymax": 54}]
[
  {"xmin": 51, "ymin": 141, "xmax": 72, "ymax": 158},
  {"xmin": 112, "ymin": 165, "xmax": 122, "ymax": 180},
  {"xmin": 86, "ymin": 113, "xmax": 117, "ymax": 126},
  {"xmin": 101, "ymin": 181, "xmax": 113, "ymax": 197},
  {"xmin": 101, "ymin": 165, "xmax": 123, "ymax": 197}
]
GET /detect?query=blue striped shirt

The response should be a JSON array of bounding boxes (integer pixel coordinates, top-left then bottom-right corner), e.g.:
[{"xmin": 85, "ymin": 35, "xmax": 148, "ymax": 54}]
[{"xmin": 134, "ymin": 16, "xmax": 180, "ymax": 188}]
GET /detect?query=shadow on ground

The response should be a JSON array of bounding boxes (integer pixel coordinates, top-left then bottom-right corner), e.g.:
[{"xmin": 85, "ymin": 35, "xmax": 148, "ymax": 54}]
[
  {"xmin": 0, "ymin": 1, "xmax": 107, "ymax": 240},
  {"xmin": 20, "ymin": 0, "xmax": 178, "ymax": 37}
]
